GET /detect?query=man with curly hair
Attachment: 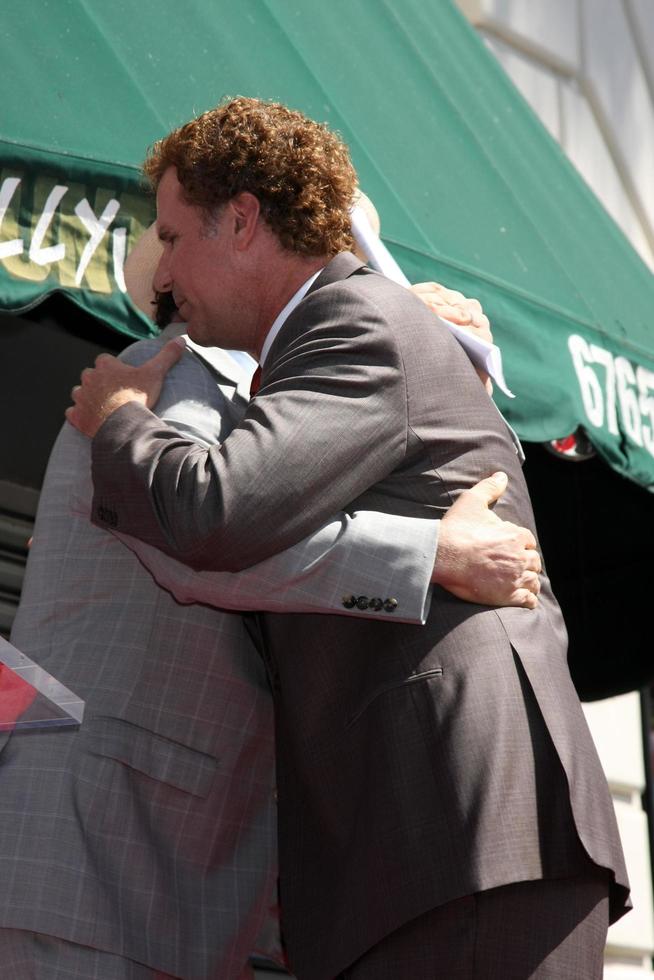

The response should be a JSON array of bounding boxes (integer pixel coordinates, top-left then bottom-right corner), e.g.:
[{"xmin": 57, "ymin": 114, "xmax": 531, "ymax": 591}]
[{"xmin": 69, "ymin": 98, "xmax": 629, "ymax": 979}]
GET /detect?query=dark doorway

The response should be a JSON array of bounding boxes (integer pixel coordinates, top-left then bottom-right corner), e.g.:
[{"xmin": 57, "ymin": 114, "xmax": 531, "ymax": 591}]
[{"xmin": 524, "ymin": 442, "xmax": 653, "ymax": 702}]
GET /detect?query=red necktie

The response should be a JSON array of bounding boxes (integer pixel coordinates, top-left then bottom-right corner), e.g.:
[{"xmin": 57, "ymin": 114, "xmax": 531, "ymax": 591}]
[{"xmin": 249, "ymin": 365, "xmax": 262, "ymax": 397}]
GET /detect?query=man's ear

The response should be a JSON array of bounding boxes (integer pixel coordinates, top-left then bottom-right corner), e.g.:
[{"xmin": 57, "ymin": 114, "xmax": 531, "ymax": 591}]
[{"xmin": 230, "ymin": 192, "xmax": 261, "ymax": 250}]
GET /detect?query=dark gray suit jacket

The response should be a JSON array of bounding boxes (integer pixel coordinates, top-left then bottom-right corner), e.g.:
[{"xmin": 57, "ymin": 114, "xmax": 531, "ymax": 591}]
[{"xmin": 92, "ymin": 253, "xmax": 630, "ymax": 980}]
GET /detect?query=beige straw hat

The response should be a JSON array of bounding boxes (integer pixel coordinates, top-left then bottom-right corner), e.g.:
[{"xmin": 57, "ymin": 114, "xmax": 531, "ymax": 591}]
[
  {"xmin": 353, "ymin": 189, "xmax": 381, "ymax": 237},
  {"xmin": 124, "ymin": 222, "xmax": 162, "ymax": 321}
]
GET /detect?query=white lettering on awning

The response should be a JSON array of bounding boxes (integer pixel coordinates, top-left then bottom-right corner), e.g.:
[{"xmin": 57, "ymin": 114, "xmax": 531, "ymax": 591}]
[
  {"xmin": 0, "ymin": 178, "xmax": 24, "ymax": 260},
  {"xmin": 74, "ymin": 197, "xmax": 119, "ymax": 286},
  {"xmin": 29, "ymin": 184, "xmax": 68, "ymax": 265}
]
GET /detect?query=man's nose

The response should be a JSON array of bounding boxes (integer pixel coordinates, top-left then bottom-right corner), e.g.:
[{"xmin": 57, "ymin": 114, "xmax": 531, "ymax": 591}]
[{"xmin": 153, "ymin": 252, "xmax": 172, "ymax": 294}]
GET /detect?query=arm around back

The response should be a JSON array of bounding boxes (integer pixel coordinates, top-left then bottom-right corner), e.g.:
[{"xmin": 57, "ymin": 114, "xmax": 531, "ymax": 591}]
[{"xmin": 92, "ymin": 284, "xmax": 409, "ymax": 571}]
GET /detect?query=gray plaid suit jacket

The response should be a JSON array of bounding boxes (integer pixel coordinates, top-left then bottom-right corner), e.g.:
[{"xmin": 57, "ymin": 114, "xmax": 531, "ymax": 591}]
[
  {"xmin": 2, "ymin": 327, "xmax": 436, "ymax": 978},
  {"xmin": 91, "ymin": 255, "xmax": 630, "ymax": 980}
]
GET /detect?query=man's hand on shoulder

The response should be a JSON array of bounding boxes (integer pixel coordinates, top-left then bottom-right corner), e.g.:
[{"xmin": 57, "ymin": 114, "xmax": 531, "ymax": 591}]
[
  {"xmin": 65, "ymin": 337, "xmax": 185, "ymax": 437},
  {"xmin": 433, "ymin": 472, "xmax": 542, "ymax": 609},
  {"xmin": 410, "ymin": 281, "xmax": 491, "ymax": 342}
]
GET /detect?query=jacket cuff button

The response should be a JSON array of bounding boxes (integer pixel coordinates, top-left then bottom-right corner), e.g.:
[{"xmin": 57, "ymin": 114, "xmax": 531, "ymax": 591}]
[
  {"xmin": 383, "ymin": 597, "xmax": 398, "ymax": 612},
  {"xmin": 342, "ymin": 594, "xmax": 356, "ymax": 609},
  {"xmin": 355, "ymin": 595, "xmax": 369, "ymax": 610}
]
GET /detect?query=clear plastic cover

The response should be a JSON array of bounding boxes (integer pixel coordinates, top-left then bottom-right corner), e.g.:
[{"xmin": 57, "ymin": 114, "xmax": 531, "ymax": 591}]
[{"xmin": 0, "ymin": 636, "xmax": 84, "ymax": 732}]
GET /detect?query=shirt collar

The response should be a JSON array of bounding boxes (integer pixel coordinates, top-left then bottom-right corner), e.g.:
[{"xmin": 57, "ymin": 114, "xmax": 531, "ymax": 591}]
[
  {"xmin": 259, "ymin": 268, "xmax": 323, "ymax": 365},
  {"xmin": 225, "ymin": 349, "xmax": 258, "ymax": 376}
]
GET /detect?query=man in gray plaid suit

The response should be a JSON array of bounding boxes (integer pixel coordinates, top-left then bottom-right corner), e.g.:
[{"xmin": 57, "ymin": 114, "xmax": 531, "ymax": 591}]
[
  {"xmin": 70, "ymin": 98, "xmax": 629, "ymax": 979},
  {"xmin": 0, "ymin": 223, "xmax": 527, "ymax": 977}
]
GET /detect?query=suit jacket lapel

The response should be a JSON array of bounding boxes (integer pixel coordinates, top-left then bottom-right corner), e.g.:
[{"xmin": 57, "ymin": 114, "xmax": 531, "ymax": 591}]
[
  {"xmin": 264, "ymin": 252, "xmax": 366, "ymax": 370},
  {"xmin": 159, "ymin": 323, "xmax": 251, "ymax": 396},
  {"xmin": 184, "ymin": 338, "xmax": 253, "ymax": 407}
]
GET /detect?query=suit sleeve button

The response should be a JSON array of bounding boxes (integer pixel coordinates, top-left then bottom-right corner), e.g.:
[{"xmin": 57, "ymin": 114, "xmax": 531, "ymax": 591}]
[
  {"xmin": 355, "ymin": 595, "xmax": 369, "ymax": 610},
  {"xmin": 342, "ymin": 595, "xmax": 356, "ymax": 609},
  {"xmin": 383, "ymin": 598, "xmax": 398, "ymax": 612},
  {"xmin": 369, "ymin": 597, "xmax": 383, "ymax": 611}
]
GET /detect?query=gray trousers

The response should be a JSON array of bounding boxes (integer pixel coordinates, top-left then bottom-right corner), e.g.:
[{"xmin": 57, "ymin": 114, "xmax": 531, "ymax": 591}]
[
  {"xmin": 337, "ymin": 871, "xmax": 610, "ymax": 980},
  {"xmin": 0, "ymin": 928, "xmax": 256, "ymax": 980}
]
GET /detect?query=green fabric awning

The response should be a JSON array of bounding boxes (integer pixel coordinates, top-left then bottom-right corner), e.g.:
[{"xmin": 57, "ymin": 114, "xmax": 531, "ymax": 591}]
[{"xmin": 3, "ymin": 0, "xmax": 654, "ymax": 488}]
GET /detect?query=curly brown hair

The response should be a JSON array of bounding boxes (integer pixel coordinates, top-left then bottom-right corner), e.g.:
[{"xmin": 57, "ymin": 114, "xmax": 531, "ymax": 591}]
[{"xmin": 143, "ymin": 97, "xmax": 357, "ymax": 256}]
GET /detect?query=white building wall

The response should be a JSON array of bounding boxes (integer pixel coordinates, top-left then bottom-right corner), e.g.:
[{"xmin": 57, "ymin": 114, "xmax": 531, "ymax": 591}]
[
  {"xmin": 457, "ymin": 1, "xmax": 654, "ymax": 974},
  {"xmin": 585, "ymin": 695, "xmax": 654, "ymax": 975},
  {"xmin": 456, "ymin": 0, "xmax": 654, "ymax": 269}
]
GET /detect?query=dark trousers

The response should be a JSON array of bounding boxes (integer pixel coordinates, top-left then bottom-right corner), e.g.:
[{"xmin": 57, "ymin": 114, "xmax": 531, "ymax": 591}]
[{"xmin": 337, "ymin": 872, "xmax": 610, "ymax": 980}]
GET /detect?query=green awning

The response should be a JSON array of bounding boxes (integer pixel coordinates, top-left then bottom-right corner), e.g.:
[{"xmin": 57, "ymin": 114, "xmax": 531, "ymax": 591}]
[{"xmin": 3, "ymin": 0, "xmax": 654, "ymax": 487}]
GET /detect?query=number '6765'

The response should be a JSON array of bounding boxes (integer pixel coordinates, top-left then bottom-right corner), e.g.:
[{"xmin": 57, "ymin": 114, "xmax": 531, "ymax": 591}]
[{"xmin": 568, "ymin": 334, "xmax": 654, "ymax": 454}]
